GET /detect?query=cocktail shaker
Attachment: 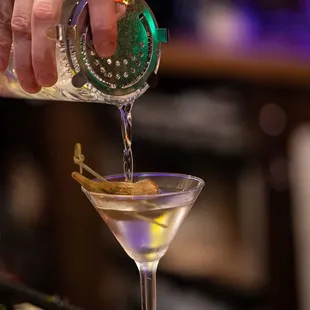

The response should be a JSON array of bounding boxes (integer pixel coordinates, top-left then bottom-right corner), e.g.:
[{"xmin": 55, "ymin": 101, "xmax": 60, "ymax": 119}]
[{"xmin": 0, "ymin": 0, "xmax": 168, "ymax": 105}]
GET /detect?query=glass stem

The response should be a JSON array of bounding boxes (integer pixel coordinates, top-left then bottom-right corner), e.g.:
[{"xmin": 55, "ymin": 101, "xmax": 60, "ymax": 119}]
[{"xmin": 136, "ymin": 261, "xmax": 159, "ymax": 310}]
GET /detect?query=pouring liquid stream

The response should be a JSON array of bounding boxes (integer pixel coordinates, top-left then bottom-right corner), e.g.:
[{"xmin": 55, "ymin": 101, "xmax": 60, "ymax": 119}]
[{"xmin": 119, "ymin": 102, "xmax": 134, "ymax": 182}]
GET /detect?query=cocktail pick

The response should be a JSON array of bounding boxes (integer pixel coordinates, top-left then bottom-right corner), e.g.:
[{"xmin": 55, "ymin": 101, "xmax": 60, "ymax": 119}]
[
  {"xmin": 71, "ymin": 143, "xmax": 167, "ymax": 228},
  {"xmin": 72, "ymin": 143, "xmax": 159, "ymax": 195}
]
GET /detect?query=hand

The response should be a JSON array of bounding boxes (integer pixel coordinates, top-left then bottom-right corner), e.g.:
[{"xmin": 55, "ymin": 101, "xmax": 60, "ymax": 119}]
[{"xmin": 0, "ymin": 0, "xmax": 126, "ymax": 93}]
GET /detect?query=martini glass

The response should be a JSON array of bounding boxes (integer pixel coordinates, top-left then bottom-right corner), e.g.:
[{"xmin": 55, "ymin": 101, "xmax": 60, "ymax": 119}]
[{"xmin": 81, "ymin": 172, "xmax": 205, "ymax": 310}]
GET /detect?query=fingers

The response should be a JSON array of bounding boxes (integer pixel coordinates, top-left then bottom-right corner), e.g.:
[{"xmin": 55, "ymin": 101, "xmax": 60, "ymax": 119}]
[
  {"xmin": 88, "ymin": 0, "xmax": 117, "ymax": 58},
  {"xmin": 2, "ymin": 0, "xmax": 122, "ymax": 95},
  {"xmin": 31, "ymin": 0, "xmax": 62, "ymax": 87},
  {"xmin": 0, "ymin": 0, "xmax": 13, "ymax": 71},
  {"xmin": 12, "ymin": 0, "xmax": 41, "ymax": 93}
]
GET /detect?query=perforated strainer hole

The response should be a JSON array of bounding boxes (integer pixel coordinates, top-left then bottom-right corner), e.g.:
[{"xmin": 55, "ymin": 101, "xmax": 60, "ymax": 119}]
[{"xmin": 81, "ymin": 14, "xmax": 153, "ymax": 92}]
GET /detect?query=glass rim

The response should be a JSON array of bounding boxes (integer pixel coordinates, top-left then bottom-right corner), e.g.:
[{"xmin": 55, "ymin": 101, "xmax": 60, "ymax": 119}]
[{"xmin": 81, "ymin": 172, "xmax": 205, "ymax": 200}]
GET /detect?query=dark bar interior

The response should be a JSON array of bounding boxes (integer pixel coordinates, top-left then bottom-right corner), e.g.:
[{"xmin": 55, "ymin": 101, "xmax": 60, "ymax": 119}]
[{"xmin": 2, "ymin": 0, "xmax": 310, "ymax": 309}]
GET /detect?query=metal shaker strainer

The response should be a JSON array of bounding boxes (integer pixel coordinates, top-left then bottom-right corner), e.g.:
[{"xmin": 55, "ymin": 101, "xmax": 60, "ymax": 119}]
[{"xmin": 46, "ymin": 0, "xmax": 169, "ymax": 104}]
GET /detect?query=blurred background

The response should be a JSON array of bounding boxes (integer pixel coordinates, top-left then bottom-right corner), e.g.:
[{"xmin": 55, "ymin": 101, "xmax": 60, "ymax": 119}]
[{"xmin": 2, "ymin": 0, "xmax": 310, "ymax": 309}]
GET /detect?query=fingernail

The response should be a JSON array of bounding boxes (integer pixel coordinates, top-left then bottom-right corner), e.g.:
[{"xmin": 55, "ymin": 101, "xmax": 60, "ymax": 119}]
[
  {"xmin": 116, "ymin": 4, "xmax": 126, "ymax": 20},
  {"xmin": 97, "ymin": 41, "xmax": 116, "ymax": 58},
  {"xmin": 37, "ymin": 73, "xmax": 57, "ymax": 87},
  {"xmin": 21, "ymin": 80, "xmax": 41, "ymax": 94}
]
